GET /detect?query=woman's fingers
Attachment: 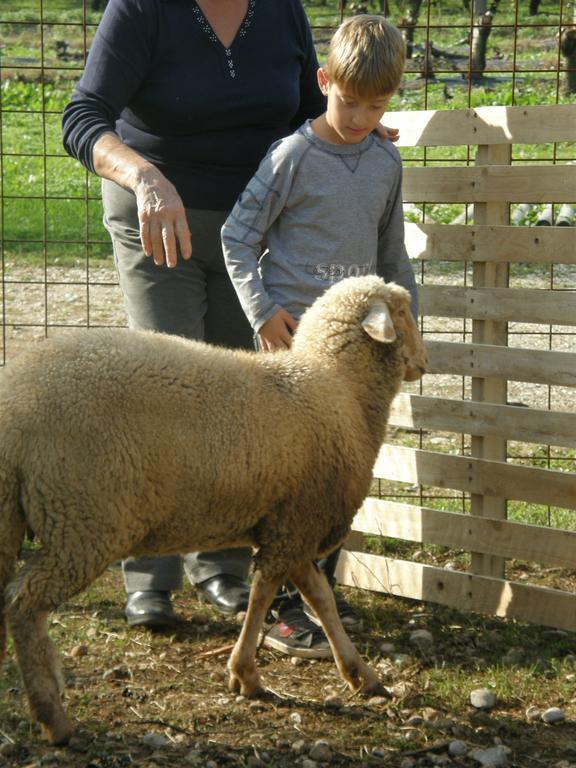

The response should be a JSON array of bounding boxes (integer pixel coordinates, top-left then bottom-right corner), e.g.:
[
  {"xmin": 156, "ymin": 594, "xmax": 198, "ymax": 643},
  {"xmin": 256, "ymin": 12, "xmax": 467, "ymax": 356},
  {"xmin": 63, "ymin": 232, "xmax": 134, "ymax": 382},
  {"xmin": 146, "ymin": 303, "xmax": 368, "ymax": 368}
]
[
  {"xmin": 148, "ymin": 219, "xmax": 165, "ymax": 266},
  {"xmin": 162, "ymin": 224, "xmax": 178, "ymax": 268},
  {"xmin": 175, "ymin": 216, "xmax": 192, "ymax": 261}
]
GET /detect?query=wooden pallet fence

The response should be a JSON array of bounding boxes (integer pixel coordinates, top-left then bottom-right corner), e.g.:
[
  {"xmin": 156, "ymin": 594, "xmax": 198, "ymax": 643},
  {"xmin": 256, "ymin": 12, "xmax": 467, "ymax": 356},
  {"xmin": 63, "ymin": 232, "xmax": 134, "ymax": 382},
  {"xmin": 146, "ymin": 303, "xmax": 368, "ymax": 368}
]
[{"xmin": 337, "ymin": 104, "xmax": 576, "ymax": 631}]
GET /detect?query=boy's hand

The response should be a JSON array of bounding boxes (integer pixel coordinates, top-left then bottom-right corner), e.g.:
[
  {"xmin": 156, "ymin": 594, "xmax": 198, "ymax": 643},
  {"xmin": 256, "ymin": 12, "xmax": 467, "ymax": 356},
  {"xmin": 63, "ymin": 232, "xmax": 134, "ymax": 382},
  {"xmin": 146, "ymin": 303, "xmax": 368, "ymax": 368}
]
[{"xmin": 258, "ymin": 309, "xmax": 299, "ymax": 352}]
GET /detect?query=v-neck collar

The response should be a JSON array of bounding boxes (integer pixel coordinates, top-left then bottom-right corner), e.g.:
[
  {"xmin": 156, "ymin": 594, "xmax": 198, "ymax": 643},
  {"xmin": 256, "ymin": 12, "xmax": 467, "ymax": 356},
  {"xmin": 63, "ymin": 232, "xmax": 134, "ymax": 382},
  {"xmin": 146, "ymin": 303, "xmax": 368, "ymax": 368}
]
[{"xmin": 192, "ymin": 0, "xmax": 256, "ymax": 52}]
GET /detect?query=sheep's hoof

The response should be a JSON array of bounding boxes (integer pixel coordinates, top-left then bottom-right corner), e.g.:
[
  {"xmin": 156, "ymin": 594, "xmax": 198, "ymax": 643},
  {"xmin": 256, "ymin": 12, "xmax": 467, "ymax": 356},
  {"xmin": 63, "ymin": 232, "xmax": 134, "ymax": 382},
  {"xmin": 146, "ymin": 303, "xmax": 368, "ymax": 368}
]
[
  {"xmin": 42, "ymin": 719, "xmax": 75, "ymax": 746},
  {"xmin": 228, "ymin": 672, "xmax": 264, "ymax": 698},
  {"xmin": 361, "ymin": 680, "xmax": 393, "ymax": 698},
  {"xmin": 346, "ymin": 663, "xmax": 384, "ymax": 695}
]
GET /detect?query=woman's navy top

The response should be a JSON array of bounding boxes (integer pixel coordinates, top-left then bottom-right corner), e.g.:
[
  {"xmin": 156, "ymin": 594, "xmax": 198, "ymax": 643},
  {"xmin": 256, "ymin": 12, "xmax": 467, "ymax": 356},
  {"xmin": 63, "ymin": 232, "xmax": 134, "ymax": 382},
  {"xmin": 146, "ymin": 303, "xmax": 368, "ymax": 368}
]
[{"xmin": 62, "ymin": 0, "xmax": 325, "ymax": 210}]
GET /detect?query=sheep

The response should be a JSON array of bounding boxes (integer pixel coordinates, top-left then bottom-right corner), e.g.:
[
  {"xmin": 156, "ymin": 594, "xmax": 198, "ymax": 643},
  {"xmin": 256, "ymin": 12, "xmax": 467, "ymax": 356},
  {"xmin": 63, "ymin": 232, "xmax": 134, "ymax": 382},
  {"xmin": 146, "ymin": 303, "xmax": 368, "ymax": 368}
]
[{"xmin": 0, "ymin": 275, "xmax": 426, "ymax": 745}]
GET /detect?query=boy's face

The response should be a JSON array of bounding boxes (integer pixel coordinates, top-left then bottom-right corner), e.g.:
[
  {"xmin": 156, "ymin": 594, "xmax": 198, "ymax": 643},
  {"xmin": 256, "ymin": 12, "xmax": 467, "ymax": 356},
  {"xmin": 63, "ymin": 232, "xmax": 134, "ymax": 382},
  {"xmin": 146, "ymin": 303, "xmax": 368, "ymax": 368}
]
[{"xmin": 317, "ymin": 68, "xmax": 392, "ymax": 145}]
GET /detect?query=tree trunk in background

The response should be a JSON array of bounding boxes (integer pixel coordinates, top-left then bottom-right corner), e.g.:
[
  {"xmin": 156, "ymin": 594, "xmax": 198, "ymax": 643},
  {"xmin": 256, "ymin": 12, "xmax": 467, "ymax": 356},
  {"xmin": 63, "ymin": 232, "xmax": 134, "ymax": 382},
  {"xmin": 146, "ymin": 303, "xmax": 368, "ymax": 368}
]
[
  {"xmin": 470, "ymin": 0, "xmax": 490, "ymax": 82},
  {"xmin": 560, "ymin": 27, "xmax": 576, "ymax": 95},
  {"xmin": 529, "ymin": 0, "xmax": 541, "ymax": 15},
  {"xmin": 403, "ymin": 0, "xmax": 423, "ymax": 59}
]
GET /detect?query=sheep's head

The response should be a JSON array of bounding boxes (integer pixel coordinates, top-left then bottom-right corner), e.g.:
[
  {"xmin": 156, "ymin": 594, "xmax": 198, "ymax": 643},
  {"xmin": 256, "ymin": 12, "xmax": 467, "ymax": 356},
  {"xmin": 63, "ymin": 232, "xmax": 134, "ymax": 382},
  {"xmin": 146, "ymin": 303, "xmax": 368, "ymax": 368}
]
[
  {"xmin": 360, "ymin": 288, "xmax": 427, "ymax": 382},
  {"xmin": 293, "ymin": 276, "xmax": 427, "ymax": 382}
]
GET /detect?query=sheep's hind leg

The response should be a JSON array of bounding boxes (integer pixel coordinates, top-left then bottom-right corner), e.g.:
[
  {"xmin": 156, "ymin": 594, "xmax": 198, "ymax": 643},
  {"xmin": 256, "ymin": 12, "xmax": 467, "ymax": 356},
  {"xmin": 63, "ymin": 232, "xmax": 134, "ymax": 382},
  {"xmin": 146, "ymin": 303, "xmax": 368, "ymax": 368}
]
[
  {"xmin": 289, "ymin": 561, "xmax": 382, "ymax": 694},
  {"xmin": 228, "ymin": 571, "xmax": 279, "ymax": 697},
  {"xmin": 6, "ymin": 547, "xmax": 108, "ymax": 745}
]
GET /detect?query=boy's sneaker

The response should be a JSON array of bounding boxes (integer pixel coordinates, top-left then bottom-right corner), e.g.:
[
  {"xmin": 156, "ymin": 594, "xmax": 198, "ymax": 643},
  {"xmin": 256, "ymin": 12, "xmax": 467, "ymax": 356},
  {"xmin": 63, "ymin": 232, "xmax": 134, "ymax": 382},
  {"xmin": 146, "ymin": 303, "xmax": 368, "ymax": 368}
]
[
  {"xmin": 263, "ymin": 603, "xmax": 332, "ymax": 659},
  {"xmin": 303, "ymin": 592, "xmax": 364, "ymax": 633}
]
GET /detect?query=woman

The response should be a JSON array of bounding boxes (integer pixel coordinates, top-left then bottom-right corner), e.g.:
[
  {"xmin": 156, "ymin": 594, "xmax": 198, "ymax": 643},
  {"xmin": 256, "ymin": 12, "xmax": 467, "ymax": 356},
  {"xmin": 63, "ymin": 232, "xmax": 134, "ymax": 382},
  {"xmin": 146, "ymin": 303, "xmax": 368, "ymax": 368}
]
[{"xmin": 63, "ymin": 0, "xmax": 388, "ymax": 658}]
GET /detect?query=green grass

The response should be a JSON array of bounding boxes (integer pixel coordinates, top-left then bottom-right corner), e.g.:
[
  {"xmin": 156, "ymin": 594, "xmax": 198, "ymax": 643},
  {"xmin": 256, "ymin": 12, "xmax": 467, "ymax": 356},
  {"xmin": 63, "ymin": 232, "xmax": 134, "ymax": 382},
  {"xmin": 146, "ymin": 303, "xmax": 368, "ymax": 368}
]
[{"xmin": 1, "ymin": 0, "xmax": 570, "ymax": 254}]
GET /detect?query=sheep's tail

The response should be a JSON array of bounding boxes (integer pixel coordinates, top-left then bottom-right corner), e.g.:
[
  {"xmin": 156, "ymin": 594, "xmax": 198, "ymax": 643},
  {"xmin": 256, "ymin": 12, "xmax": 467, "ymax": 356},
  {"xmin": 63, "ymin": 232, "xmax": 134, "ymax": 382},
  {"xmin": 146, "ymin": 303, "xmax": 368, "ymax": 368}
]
[{"xmin": 0, "ymin": 463, "xmax": 25, "ymax": 664}]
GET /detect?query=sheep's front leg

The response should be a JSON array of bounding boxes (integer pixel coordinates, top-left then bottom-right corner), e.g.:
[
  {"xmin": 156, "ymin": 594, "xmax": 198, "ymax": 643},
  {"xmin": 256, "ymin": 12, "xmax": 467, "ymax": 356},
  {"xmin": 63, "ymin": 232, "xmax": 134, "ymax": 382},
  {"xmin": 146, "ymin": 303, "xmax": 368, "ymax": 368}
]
[
  {"xmin": 227, "ymin": 571, "xmax": 279, "ymax": 697},
  {"xmin": 289, "ymin": 561, "xmax": 381, "ymax": 694}
]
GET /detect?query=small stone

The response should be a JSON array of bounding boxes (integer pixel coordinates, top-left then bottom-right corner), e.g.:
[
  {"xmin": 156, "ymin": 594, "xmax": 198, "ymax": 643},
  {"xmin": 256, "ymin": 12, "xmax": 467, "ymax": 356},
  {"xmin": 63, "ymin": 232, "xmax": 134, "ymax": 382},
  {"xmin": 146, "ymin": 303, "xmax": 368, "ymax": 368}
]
[
  {"xmin": 409, "ymin": 629, "xmax": 434, "ymax": 648},
  {"xmin": 142, "ymin": 732, "xmax": 171, "ymax": 748},
  {"xmin": 403, "ymin": 728, "xmax": 419, "ymax": 741},
  {"xmin": 368, "ymin": 696, "xmax": 389, "ymax": 706},
  {"xmin": 289, "ymin": 712, "xmax": 303, "ymax": 725},
  {"xmin": 40, "ymin": 756, "xmax": 59, "ymax": 765},
  {"xmin": 276, "ymin": 739, "xmax": 290, "ymax": 750},
  {"xmin": 469, "ymin": 745, "xmax": 510, "ymax": 767},
  {"xmin": 541, "ymin": 707, "xmax": 565, "ymax": 724},
  {"xmin": 290, "ymin": 656, "xmax": 304, "ymax": 666},
  {"xmin": 379, "ymin": 642, "xmax": 396, "ymax": 654},
  {"xmin": 371, "ymin": 747, "xmax": 393, "ymax": 759},
  {"xmin": 525, "ymin": 705, "xmax": 541, "ymax": 722},
  {"xmin": 501, "ymin": 647, "xmax": 524, "ymax": 666},
  {"xmin": 448, "ymin": 740, "xmax": 469, "ymax": 757},
  {"xmin": 291, "ymin": 738, "xmax": 307, "ymax": 755},
  {"xmin": 235, "ymin": 695, "xmax": 246, "ymax": 703},
  {"xmin": 323, "ymin": 693, "xmax": 343, "ymax": 709},
  {"xmin": 430, "ymin": 718, "xmax": 455, "ymax": 732},
  {"xmin": 392, "ymin": 653, "xmax": 413, "ymax": 669},
  {"xmin": 67, "ymin": 735, "xmax": 89, "ymax": 753},
  {"xmin": 422, "ymin": 707, "xmax": 442, "ymax": 721},
  {"xmin": 470, "ymin": 688, "xmax": 497, "ymax": 709},
  {"xmin": 70, "ymin": 644, "xmax": 89, "ymax": 658},
  {"xmin": 309, "ymin": 740, "xmax": 332, "ymax": 761},
  {"xmin": 102, "ymin": 665, "xmax": 130, "ymax": 681}
]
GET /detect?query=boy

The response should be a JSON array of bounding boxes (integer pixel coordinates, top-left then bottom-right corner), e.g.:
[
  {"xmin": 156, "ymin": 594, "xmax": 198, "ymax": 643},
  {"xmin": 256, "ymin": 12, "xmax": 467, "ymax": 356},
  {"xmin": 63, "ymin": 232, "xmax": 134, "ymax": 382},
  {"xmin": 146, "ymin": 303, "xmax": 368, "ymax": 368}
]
[{"xmin": 222, "ymin": 16, "xmax": 418, "ymax": 656}]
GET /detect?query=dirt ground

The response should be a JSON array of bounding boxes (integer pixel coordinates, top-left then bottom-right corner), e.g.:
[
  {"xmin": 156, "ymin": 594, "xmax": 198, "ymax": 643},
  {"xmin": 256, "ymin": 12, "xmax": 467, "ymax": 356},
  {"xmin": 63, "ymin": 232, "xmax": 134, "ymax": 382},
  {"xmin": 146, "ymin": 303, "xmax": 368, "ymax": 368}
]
[{"xmin": 2, "ymin": 564, "xmax": 576, "ymax": 768}]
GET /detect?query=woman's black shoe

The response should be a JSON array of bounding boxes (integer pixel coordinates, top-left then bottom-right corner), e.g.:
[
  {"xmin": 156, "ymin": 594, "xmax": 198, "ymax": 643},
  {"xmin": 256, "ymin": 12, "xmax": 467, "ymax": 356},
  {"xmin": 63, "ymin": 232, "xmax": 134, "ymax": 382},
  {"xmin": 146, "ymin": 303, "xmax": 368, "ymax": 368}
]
[
  {"xmin": 196, "ymin": 574, "xmax": 250, "ymax": 614},
  {"xmin": 125, "ymin": 590, "xmax": 177, "ymax": 628}
]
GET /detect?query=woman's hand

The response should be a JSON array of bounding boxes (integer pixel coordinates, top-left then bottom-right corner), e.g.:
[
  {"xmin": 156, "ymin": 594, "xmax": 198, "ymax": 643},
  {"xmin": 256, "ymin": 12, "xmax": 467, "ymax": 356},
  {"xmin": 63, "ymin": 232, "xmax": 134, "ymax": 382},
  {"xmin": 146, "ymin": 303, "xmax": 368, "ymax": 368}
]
[
  {"xmin": 134, "ymin": 169, "xmax": 192, "ymax": 268},
  {"xmin": 93, "ymin": 131, "xmax": 192, "ymax": 267},
  {"xmin": 258, "ymin": 309, "xmax": 299, "ymax": 352},
  {"xmin": 376, "ymin": 123, "xmax": 400, "ymax": 143}
]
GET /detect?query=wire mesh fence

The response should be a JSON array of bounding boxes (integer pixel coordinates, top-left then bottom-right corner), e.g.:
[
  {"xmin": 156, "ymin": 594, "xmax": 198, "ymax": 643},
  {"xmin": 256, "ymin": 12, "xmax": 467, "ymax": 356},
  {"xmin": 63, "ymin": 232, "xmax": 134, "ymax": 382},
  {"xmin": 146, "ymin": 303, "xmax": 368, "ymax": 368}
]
[{"xmin": 1, "ymin": 1, "xmax": 574, "ymax": 545}]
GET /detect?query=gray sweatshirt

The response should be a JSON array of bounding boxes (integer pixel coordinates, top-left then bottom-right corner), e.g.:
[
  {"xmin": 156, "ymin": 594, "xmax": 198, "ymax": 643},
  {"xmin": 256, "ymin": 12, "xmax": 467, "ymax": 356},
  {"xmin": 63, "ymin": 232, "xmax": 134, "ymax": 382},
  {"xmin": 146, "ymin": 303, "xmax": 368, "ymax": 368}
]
[{"xmin": 222, "ymin": 120, "xmax": 418, "ymax": 332}]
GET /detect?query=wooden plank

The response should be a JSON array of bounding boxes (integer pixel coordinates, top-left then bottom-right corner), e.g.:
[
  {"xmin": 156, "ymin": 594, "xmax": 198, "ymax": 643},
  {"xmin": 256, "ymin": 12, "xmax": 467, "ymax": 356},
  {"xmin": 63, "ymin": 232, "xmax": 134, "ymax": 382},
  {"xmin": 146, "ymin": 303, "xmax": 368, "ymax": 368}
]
[
  {"xmin": 405, "ymin": 223, "xmax": 576, "ymax": 265},
  {"xmin": 390, "ymin": 393, "xmax": 576, "ymax": 449},
  {"xmin": 469, "ymin": 145, "xmax": 509, "ymax": 581},
  {"xmin": 426, "ymin": 341, "xmax": 576, "ymax": 387},
  {"xmin": 420, "ymin": 286, "xmax": 576, "ymax": 325},
  {"xmin": 335, "ymin": 551, "xmax": 576, "ymax": 632},
  {"xmin": 403, "ymin": 165, "xmax": 575, "ymax": 204},
  {"xmin": 372, "ymin": 444, "xmax": 576, "ymax": 509},
  {"xmin": 353, "ymin": 499, "xmax": 576, "ymax": 569},
  {"xmin": 387, "ymin": 104, "xmax": 576, "ymax": 147}
]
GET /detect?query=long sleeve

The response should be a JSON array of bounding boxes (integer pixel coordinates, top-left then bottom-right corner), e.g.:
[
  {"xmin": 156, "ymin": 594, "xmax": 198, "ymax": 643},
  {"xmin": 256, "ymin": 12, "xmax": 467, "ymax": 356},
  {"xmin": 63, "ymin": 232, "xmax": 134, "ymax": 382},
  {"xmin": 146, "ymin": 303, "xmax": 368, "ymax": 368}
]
[
  {"xmin": 222, "ymin": 140, "xmax": 304, "ymax": 331},
  {"xmin": 62, "ymin": 0, "xmax": 157, "ymax": 173},
  {"xmin": 376, "ymin": 162, "xmax": 419, "ymax": 319}
]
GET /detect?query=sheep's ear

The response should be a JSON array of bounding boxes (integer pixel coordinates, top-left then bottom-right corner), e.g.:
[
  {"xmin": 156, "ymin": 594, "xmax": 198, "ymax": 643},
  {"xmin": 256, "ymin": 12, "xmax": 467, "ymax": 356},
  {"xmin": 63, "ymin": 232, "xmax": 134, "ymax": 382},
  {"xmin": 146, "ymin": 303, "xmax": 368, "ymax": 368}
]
[{"xmin": 361, "ymin": 301, "xmax": 397, "ymax": 343}]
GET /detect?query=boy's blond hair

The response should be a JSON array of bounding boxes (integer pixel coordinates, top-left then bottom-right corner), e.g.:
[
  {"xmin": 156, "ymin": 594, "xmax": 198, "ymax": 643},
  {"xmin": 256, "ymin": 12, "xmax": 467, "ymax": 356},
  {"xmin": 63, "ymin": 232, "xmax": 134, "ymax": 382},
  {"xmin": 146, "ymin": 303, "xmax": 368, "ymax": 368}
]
[{"xmin": 325, "ymin": 15, "xmax": 406, "ymax": 99}]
